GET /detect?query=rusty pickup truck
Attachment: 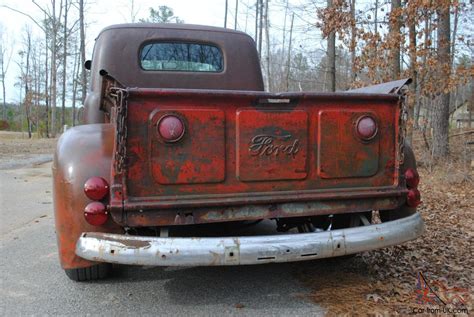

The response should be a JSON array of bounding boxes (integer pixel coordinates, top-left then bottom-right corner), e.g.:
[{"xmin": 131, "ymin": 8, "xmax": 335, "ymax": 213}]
[{"xmin": 53, "ymin": 23, "xmax": 424, "ymax": 281}]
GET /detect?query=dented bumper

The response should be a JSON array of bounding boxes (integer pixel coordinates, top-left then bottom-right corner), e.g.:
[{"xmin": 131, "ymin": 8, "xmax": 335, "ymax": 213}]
[{"xmin": 76, "ymin": 213, "xmax": 424, "ymax": 266}]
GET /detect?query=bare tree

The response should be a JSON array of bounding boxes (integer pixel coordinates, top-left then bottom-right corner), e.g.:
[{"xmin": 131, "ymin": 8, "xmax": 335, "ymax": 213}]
[
  {"xmin": 71, "ymin": 45, "xmax": 80, "ymax": 126},
  {"xmin": 61, "ymin": 0, "xmax": 72, "ymax": 128},
  {"xmin": 0, "ymin": 24, "xmax": 14, "ymax": 120},
  {"xmin": 389, "ymin": 0, "xmax": 401, "ymax": 79},
  {"xmin": 79, "ymin": 0, "xmax": 87, "ymax": 104},
  {"xmin": 254, "ymin": 0, "xmax": 259, "ymax": 43},
  {"xmin": 264, "ymin": 0, "xmax": 271, "ymax": 91},
  {"xmin": 224, "ymin": 0, "xmax": 228, "ymax": 28},
  {"xmin": 18, "ymin": 27, "xmax": 33, "ymax": 138},
  {"xmin": 406, "ymin": 2, "xmax": 418, "ymax": 144},
  {"xmin": 43, "ymin": 16, "xmax": 50, "ymax": 137},
  {"xmin": 49, "ymin": 0, "xmax": 60, "ymax": 136},
  {"xmin": 349, "ymin": 0, "xmax": 356, "ymax": 82},
  {"xmin": 234, "ymin": 0, "xmax": 239, "ymax": 30},
  {"xmin": 24, "ymin": 0, "xmax": 63, "ymax": 136},
  {"xmin": 286, "ymin": 13, "xmax": 294, "ymax": 91},
  {"xmin": 258, "ymin": 0, "xmax": 263, "ymax": 60},
  {"xmin": 327, "ymin": 0, "xmax": 336, "ymax": 92},
  {"xmin": 432, "ymin": 3, "xmax": 451, "ymax": 158}
]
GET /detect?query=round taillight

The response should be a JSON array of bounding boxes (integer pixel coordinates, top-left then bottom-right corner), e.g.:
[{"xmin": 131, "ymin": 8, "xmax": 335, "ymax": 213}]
[
  {"xmin": 157, "ymin": 115, "xmax": 185, "ymax": 142},
  {"xmin": 84, "ymin": 177, "xmax": 109, "ymax": 201},
  {"xmin": 356, "ymin": 116, "xmax": 377, "ymax": 140},
  {"xmin": 405, "ymin": 168, "xmax": 420, "ymax": 188},
  {"xmin": 84, "ymin": 202, "xmax": 108, "ymax": 226},
  {"xmin": 406, "ymin": 189, "xmax": 421, "ymax": 207}
]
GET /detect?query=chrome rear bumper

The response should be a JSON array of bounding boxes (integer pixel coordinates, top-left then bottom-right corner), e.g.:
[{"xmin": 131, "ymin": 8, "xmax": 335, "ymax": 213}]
[{"xmin": 76, "ymin": 213, "xmax": 424, "ymax": 266}]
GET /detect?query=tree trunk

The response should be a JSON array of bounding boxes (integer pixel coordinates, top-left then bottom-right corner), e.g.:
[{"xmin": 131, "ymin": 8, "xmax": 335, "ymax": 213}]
[
  {"xmin": 451, "ymin": 4, "xmax": 458, "ymax": 70},
  {"xmin": 79, "ymin": 0, "xmax": 87, "ymax": 105},
  {"xmin": 264, "ymin": 0, "xmax": 270, "ymax": 91},
  {"xmin": 224, "ymin": 0, "xmax": 228, "ymax": 28},
  {"xmin": 44, "ymin": 26, "xmax": 49, "ymax": 138},
  {"xmin": 25, "ymin": 30, "xmax": 32, "ymax": 139},
  {"xmin": 406, "ymin": 4, "xmax": 417, "ymax": 145},
  {"xmin": 469, "ymin": 76, "xmax": 473, "ymax": 128},
  {"xmin": 432, "ymin": 3, "xmax": 451, "ymax": 159},
  {"xmin": 374, "ymin": 0, "xmax": 378, "ymax": 34},
  {"xmin": 0, "ymin": 35, "xmax": 13, "ymax": 121},
  {"xmin": 34, "ymin": 45, "xmax": 40, "ymax": 136},
  {"xmin": 258, "ymin": 0, "xmax": 263, "ymax": 61},
  {"xmin": 50, "ymin": 0, "xmax": 58, "ymax": 136},
  {"xmin": 254, "ymin": 0, "xmax": 258, "ymax": 43},
  {"xmin": 61, "ymin": 0, "xmax": 68, "ymax": 128},
  {"xmin": 390, "ymin": 0, "xmax": 401, "ymax": 79},
  {"xmin": 286, "ymin": 13, "xmax": 294, "ymax": 91},
  {"xmin": 349, "ymin": 0, "xmax": 356, "ymax": 82},
  {"xmin": 327, "ymin": 0, "xmax": 336, "ymax": 92},
  {"xmin": 234, "ymin": 0, "xmax": 238, "ymax": 30},
  {"xmin": 1, "ymin": 60, "xmax": 6, "ymax": 120},
  {"xmin": 72, "ymin": 43, "xmax": 79, "ymax": 126}
]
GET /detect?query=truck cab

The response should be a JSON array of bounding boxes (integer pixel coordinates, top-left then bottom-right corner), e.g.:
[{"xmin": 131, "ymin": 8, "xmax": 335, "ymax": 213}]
[{"xmin": 53, "ymin": 23, "xmax": 424, "ymax": 281}]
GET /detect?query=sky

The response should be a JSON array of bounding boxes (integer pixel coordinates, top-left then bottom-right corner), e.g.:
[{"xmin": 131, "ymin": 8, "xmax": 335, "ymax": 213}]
[{"xmin": 1, "ymin": 0, "xmax": 320, "ymax": 103}]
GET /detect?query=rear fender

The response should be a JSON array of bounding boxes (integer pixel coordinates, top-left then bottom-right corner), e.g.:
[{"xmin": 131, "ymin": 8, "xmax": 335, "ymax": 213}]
[
  {"xmin": 381, "ymin": 143, "xmax": 418, "ymax": 221},
  {"xmin": 53, "ymin": 123, "xmax": 123, "ymax": 269}
]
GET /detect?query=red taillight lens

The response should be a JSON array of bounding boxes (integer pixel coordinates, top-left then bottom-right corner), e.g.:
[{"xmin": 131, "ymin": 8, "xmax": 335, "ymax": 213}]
[
  {"xmin": 404, "ymin": 168, "xmax": 420, "ymax": 188},
  {"xmin": 158, "ymin": 115, "xmax": 185, "ymax": 142},
  {"xmin": 356, "ymin": 116, "xmax": 377, "ymax": 140},
  {"xmin": 84, "ymin": 177, "xmax": 109, "ymax": 201},
  {"xmin": 84, "ymin": 202, "xmax": 108, "ymax": 226},
  {"xmin": 406, "ymin": 189, "xmax": 421, "ymax": 207}
]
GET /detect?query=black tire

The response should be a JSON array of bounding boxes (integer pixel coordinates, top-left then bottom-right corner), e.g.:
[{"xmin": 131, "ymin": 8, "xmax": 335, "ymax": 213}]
[{"xmin": 64, "ymin": 263, "xmax": 111, "ymax": 281}]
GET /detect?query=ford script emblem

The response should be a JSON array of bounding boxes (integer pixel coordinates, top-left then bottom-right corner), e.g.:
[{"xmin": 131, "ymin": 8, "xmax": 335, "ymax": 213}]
[{"xmin": 249, "ymin": 134, "xmax": 300, "ymax": 157}]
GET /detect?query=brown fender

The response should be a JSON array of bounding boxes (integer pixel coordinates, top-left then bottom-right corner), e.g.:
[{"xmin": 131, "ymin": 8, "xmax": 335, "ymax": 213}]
[{"xmin": 53, "ymin": 123, "xmax": 123, "ymax": 269}]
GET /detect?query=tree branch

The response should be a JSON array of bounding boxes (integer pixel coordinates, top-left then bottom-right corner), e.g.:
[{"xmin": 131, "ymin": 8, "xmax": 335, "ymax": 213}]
[{"xmin": 0, "ymin": 5, "xmax": 45, "ymax": 32}]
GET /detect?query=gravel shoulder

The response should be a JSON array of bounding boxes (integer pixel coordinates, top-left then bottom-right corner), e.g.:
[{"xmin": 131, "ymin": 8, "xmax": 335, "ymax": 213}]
[{"xmin": 0, "ymin": 132, "xmax": 57, "ymax": 169}]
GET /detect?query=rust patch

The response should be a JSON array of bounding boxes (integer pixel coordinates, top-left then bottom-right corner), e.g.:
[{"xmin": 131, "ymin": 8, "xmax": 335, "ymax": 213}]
[{"xmin": 86, "ymin": 233, "xmax": 151, "ymax": 249}]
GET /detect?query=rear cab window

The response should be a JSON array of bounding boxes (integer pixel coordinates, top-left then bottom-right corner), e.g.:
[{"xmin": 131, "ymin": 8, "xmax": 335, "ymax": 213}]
[{"xmin": 140, "ymin": 42, "xmax": 224, "ymax": 72}]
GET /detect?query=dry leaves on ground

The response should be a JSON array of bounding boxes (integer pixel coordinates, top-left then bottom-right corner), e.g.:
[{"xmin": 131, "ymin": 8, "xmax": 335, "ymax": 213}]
[{"xmin": 297, "ymin": 137, "xmax": 473, "ymax": 316}]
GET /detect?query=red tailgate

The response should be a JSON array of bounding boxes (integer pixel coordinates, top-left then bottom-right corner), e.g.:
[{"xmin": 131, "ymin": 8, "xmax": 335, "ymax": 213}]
[{"xmin": 111, "ymin": 89, "xmax": 401, "ymax": 212}]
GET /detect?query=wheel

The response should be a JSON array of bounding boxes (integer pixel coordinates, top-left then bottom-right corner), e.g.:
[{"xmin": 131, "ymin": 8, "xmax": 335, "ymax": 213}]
[{"xmin": 64, "ymin": 263, "xmax": 111, "ymax": 281}]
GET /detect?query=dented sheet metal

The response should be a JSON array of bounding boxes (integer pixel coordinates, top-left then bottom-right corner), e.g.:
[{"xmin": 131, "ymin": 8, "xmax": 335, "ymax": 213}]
[{"xmin": 76, "ymin": 213, "xmax": 424, "ymax": 266}]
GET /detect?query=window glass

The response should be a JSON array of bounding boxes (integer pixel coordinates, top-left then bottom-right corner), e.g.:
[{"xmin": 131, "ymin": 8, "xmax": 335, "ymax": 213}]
[{"xmin": 140, "ymin": 42, "xmax": 223, "ymax": 72}]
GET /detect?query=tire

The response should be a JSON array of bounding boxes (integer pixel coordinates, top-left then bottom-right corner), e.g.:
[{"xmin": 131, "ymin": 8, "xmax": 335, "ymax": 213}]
[{"xmin": 64, "ymin": 263, "xmax": 111, "ymax": 281}]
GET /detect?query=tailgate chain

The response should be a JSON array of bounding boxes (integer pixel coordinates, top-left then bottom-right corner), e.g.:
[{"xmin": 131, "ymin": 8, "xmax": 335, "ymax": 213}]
[
  {"xmin": 110, "ymin": 87, "xmax": 129, "ymax": 174},
  {"xmin": 398, "ymin": 87, "xmax": 408, "ymax": 166}
]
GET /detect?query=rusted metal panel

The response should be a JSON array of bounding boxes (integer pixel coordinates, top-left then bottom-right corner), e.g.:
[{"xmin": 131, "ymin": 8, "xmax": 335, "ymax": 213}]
[
  {"xmin": 115, "ymin": 88, "xmax": 400, "ymax": 217},
  {"xmin": 53, "ymin": 124, "xmax": 123, "ymax": 269},
  {"xmin": 148, "ymin": 109, "xmax": 226, "ymax": 184},
  {"xmin": 318, "ymin": 110, "xmax": 380, "ymax": 178},
  {"xmin": 237, "ymin": 109, "xmax": 308, "ymax": 181},
  {"xmin": 121, "ymin": 196, "xmax": 402, "ymax": 227}
]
